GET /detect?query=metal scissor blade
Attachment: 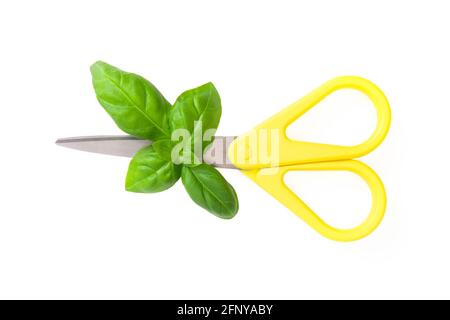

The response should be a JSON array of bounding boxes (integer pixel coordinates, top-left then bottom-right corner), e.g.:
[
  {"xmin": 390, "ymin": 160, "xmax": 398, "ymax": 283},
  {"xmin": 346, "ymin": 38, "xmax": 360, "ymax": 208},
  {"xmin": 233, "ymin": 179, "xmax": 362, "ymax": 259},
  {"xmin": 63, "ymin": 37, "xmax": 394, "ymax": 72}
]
[
  {"xmin": 55, "ymin": 135, "xmax": 238, "ymax": 168},
  {"xmin": 204, "ymin": 136, "xmax": 237, "ymax": 169},
  {"xmin": 55, "ymin": 135, "xmax": 151, "ymax": 157}
]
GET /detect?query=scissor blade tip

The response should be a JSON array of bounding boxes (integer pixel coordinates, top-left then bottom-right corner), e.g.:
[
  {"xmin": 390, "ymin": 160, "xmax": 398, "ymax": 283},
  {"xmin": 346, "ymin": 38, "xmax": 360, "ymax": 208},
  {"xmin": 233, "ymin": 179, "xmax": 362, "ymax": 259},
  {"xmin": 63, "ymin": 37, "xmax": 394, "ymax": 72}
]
[
  {"xmin": 55, "ymin": 137, "xmax": 76, "ymax": 147},
  {"xmin": 55, "ymin": 138, "xmax": 66, "ymax": 145}
]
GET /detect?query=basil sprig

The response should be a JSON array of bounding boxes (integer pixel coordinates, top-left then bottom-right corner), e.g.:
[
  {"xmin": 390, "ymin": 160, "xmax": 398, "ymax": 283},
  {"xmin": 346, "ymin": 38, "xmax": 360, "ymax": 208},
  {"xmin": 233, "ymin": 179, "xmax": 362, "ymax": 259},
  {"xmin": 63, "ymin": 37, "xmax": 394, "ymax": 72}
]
[
  {"xmin": 91, "ymin": 61, "xmax": 239, "ymax": 219},
  {"xmin": 181, "ymin": 164, "xmax": 239, "ymax": 219},
  {"xmin": 91, "ymin": 61, "xmax": 171, "ymax": 140}
]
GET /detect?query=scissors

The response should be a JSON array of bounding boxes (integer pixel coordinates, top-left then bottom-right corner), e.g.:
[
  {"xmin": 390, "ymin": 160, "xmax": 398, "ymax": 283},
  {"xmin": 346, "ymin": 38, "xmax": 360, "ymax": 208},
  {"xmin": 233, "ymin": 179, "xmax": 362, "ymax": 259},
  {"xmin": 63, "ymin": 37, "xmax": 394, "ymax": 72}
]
[{"xmin": 56, "ymin": 76, "xmax": 391, "ymax": 242}]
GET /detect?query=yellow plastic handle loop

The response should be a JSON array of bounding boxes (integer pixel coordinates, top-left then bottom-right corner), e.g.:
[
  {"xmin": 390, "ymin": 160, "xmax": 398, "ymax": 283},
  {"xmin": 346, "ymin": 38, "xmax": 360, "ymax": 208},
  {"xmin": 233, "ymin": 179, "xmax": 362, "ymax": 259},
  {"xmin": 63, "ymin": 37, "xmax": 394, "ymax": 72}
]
[
  {"xmin": 243, "ymin": 160, "xmax": 386, "ymax": 242},
  {"xmin": 228, "ymin": 76, "xmax": 391, "ymax": 170}
]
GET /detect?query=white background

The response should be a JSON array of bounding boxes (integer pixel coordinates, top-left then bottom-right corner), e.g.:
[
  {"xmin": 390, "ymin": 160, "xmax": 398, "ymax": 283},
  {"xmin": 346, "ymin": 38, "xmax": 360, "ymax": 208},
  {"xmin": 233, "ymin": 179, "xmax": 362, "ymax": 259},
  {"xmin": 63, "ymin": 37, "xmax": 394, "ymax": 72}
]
[{"xmin": 0, "ymin": 0, "xmax": 449, "ymax": 299}]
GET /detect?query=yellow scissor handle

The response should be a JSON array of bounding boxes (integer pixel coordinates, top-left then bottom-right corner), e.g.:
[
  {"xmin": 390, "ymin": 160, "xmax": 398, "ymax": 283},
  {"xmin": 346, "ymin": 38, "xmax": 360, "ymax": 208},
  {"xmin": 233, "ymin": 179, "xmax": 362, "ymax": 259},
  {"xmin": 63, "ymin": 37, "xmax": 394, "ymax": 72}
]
[
  {"xmin": 243, "ymin": 160, "xmax": 386, "ymax": 242},
  {"xmin": 228, "ymin": 76, "xmax": 391, "ymax": 170}
]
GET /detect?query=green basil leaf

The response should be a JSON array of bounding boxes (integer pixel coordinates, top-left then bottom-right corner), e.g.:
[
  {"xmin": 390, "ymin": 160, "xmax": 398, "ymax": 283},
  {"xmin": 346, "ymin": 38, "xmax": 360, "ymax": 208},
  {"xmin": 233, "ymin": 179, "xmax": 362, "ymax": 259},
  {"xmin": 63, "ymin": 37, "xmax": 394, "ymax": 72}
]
[
  {"xmin": 151, "ymin": 139, "xmax": 174, "ymax": 162},
  {"xmin": 169, "ymin": 82, "xmax": 221, "ymax": 153},
  {"xmin": 152, "ymin": 139, "xmax": 197, "ymax": 165},
  {"xmin": 126, "ymin": 145, "xmax": 181, "ymax": 193},
  {"xmin": 91, "ymin": 61, "xmax": 171, "ymax": 140},
  {"xmin": 181, "ymin": 164, "xmax": 238, "ymax": 219}
]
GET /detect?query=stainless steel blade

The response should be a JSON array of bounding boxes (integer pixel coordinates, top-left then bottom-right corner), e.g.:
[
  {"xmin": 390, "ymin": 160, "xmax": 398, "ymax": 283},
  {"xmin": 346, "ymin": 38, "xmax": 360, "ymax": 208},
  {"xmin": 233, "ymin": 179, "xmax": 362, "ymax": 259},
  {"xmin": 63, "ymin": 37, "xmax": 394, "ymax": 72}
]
[
  {"xmin": 56, "ymin": 135, "xmax": 238, "ymax": 169},
  {"xmin": 55, "ymin": 135, "xmax": 151, "ymax": 157},
  {"xmin": 203, "ymin": 136, "xmax": 237, "ymax": 169}
]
